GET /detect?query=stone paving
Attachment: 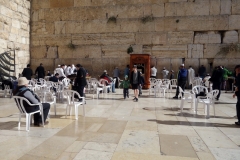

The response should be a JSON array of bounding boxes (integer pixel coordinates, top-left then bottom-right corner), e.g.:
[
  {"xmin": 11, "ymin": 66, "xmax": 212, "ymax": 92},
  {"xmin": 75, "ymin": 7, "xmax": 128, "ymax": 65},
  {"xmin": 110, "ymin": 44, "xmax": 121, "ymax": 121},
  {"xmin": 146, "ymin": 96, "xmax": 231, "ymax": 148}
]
[{"xmin": 0, "ymin": 89, "xmax": 239, "ymax": 160}]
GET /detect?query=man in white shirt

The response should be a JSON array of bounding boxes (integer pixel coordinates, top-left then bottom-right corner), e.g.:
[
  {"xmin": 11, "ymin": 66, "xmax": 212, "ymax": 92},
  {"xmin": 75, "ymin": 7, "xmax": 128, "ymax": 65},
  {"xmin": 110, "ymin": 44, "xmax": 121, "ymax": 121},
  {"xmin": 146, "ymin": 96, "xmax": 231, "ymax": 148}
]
[
  {"xmin": 57, "ymin": 64, "xmax": 66, "ymax": 80},
  {"xmin": 65, "ymin": 65, "xmax": 71, "ymax": 77},
  {"xmin": 151, "ymin": 65, "xmax": 157, "ymax": 78},
  {"xmin": 70, "ymin": 64, "xmax": 76, "ymax": 75},
  {"xmin": 162, "ymin": 67, "xmax": 169, "ymax": 79},
  {"xmin": 188, "ymin": 66, "xmax": 195, "ymax": 87}
]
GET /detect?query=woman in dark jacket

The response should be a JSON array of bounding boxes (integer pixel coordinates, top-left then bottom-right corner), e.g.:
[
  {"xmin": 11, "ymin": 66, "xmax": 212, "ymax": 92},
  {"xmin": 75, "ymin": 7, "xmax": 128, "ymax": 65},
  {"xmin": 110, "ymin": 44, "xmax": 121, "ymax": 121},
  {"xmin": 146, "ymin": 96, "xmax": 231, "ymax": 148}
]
[{"xmin": 13, "ymin": 77, "xmax": 50, "ymax": 126}]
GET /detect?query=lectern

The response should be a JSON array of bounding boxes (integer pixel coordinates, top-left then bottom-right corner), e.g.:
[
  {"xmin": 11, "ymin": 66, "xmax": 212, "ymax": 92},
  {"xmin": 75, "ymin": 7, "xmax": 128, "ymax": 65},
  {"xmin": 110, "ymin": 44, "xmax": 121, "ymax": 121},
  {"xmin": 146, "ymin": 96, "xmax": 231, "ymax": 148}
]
[{"xmin": 130, "ymin": 54, "xmax": 150, "ymax": 89}]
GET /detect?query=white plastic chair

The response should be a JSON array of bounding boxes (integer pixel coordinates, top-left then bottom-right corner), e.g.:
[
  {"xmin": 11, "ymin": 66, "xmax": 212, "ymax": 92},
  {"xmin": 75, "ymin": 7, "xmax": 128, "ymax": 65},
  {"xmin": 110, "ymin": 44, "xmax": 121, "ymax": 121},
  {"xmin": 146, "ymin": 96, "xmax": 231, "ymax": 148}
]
[
  {"xmin": 179, "ymin": 87, "xmax": 195, "ymax": 113},
  {"xmin": 93, "ymin": 81, "xmax": 103, "ymax": 99},
  {"xmin": 62, "ymin": 78, "xmax": 71, "ymax": 89},
  {"xmin": 149, "ymin": 78, "xmax": 156, "ymax": 95},
  {"xmin": 192, "ymin": 78, "xmax": 202, "ymax": 87},
  {"xmin": 159, "ymin": 80, "xmax": 171, "ymax": 98},
  {"xmin": 13, "ymin": 96, "xmax": 45, "ymax": 131},
  {"xmin": 99, "ymin": 79, "xmax": 111, "ymax": 93},
  {"xmin": 63, "ymin": 90, "xmax": 85, "ymax": 120},
  {"xmin": 195, "ymin": 89, "xmax": 219, "ymax": 119}
]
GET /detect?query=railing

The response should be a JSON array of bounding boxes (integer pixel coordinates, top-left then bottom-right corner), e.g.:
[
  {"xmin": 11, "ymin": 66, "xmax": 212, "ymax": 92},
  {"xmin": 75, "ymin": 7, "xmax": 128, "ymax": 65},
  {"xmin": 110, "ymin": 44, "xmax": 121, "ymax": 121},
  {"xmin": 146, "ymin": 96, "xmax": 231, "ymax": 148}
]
[{"xmin": 0, "ymin": 50, "xmax": 16, "ymax": 82}]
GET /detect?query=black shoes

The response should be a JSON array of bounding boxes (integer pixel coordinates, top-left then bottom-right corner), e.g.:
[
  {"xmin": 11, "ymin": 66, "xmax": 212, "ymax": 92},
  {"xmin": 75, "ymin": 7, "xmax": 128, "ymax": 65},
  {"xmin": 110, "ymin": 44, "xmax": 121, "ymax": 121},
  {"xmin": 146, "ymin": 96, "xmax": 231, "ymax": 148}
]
[
  {"xmin": 133, "ymin": 97, "xmax": 138, "ymax": 102},
  {"xmin": 173, "ymin": 96, "xmax": 178, "ymax": 99},
  {"xmin": 34, "ymin": 121, "xmax": 49, "ymax": 127},
  {"xmin": 235, "ymin": 122, "xmax": 240, "ymax": 126},
  {"xmin": 133, "ymin": 97, "xmax": 136, "ymax": 100}
]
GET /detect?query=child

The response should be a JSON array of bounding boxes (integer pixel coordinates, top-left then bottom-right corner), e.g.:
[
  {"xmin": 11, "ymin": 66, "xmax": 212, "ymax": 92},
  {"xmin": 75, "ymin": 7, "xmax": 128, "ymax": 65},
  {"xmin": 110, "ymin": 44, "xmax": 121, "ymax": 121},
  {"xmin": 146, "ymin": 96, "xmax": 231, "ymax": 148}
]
[{"xmin": 120, "ymin": 75, "xmax": 130, "ymax": 99}]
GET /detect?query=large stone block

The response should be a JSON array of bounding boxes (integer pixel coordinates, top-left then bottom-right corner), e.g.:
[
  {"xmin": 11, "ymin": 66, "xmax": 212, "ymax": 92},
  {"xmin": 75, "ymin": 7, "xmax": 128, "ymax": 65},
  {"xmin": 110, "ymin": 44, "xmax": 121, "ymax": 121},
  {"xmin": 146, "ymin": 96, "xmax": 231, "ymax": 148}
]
[
  {"xmin": 188, "ymin": 44, "xmax": 203, "ymax": 58},
  {"xmin": 164, "ymin": 3, "xmax": 176, "ymax": 17},
  {"xmin": 167, "ymin": 31, "xmax": 194, "ymax": 44},
  {"xmin": 38, "ymin": 35, "xmax": 71, "ymax": 46},
  {"xmin": 44, "ymin": 8, "xmax": 61, "ymax": 22},
  {"xmin": 119, "ymin": 19, "xmax": 141, "ymax": 33},
  {"xmin": 58, "ymin": 46, "xmax": 73, "ymax": 58},
  {"xmin": 220, "ymin": 0, "xmax": 231, "ymax": 15},
  {"xmin": 31, "ymin": 0, "xmax": 50, "ymax": 9},
  {"xmin": 152, "ymin": 4, "xmax": 164, "ymax": 18},
  {"xmin": 73, "ymin": 45, "xmax": 102, "ymax": 58},
  {"xmin": 31, "ymin": 46, "xmax": 47, "ymax": 59},
  {"xmin": 151, "ymin": 45, "xmax": 188, "ymax": 58},
  {"xmin": 136, "ymin": 33, "xmax": 152, "ymax": 45},
  {"xmin": 50, "ymin": 0, "xmax": 74, "ymax": 8},
  {"xmin": 152, "ymin": 32, "xmax": 167, "ymax": 45},
  {"xmin": 223, "ymin": 31, "xmax": 238, "ymax": 44},
  {"xmin": 101, "ymin": 45, "xmax": 130, "ymax": 58},
  {"xmin": 170, "ymin": 58, "xmax": 182, "ymax": 75},
  {"xmin": 232, "ymin": 0, "xmax": 240, "ymax": 14},
  {"xmin": 229, "ymin": 15, "xmax": 240, "ymax": 30},
  {"xmin": 54, "ymin": 21, "xmax": 66, "ymax": 34},
  {"xmin": 194, "ymin": 31, "xmax": 221, "ymax": 44},
  {"xmin": 0, "ymin": 6, "xmax": 13, "ymax": 18},
  {"xmin": 203, "ymin": 44, "xmax": 221, "ymax": 58},
  {"xmin": 210, "ymin": 0, "xmax": 220, "ymax": 15},
  {"xmin": 72, "ymin": 34, "xmax": 101, "ymax": 45},
  {"xmin": 100, "ymin": 33, "xmax": 135, "ymax": 45},
  {"xmin": 46, "ymin": 46, "xmax": 58, "ymax": 58},
  {"xmin": 0, "ymin": 39, "xmax": 7, "ymax": 49}
]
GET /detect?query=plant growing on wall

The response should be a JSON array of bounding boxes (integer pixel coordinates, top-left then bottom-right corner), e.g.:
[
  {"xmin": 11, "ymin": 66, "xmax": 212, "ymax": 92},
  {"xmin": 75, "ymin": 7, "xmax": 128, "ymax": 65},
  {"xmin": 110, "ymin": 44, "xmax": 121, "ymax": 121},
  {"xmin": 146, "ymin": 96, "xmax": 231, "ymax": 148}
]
[
  {"xmin": 127, "ymin": 46, "xmax": 133, "ymax": 54},
  {"xmin": 141, "ymin": 14, "xmax": 154, "ymax": 24},
  {"xmin": 107, "ymin": 16, "xmax": 117, "ymax": 23},
  {"xmin": 67, "ymin": 42, "xmax": 76, "ymax": 50}
]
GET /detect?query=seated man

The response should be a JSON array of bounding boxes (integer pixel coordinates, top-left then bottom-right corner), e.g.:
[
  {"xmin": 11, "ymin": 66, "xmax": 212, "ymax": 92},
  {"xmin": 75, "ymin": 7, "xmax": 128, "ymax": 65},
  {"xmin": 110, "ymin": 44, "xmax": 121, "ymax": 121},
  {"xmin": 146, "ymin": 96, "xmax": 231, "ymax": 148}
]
[
  {"xmin": 13, "ymin": 77, "xmax": 50, "ymax": 126},
  {"xmin": 100, "ymin": 70, "xmax": 115, "ymax": 93},
  {"xmin": 49, "ymin": 73, "xmax": 59, "ymax": 82}
]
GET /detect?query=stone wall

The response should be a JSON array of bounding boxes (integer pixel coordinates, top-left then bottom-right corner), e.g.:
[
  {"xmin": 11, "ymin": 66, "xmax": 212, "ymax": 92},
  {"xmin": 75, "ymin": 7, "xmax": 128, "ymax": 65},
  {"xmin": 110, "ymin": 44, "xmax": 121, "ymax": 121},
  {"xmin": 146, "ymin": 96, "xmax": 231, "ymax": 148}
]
[
  {"xmin": 0, "ymin": 0, "xmax": 30, "ymax": 77},
  {"xmin": 30, "ymin": 0, "xmax": 240, "ymax": 78}
]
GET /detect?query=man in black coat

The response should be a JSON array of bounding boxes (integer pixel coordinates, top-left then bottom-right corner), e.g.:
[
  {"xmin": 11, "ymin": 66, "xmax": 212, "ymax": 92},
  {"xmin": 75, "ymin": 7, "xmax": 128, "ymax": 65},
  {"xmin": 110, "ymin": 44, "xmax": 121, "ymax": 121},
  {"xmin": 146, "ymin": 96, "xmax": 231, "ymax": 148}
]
[
  {"xmin": 75, "ymin": 64, "xmax": 87, "ymax": 102},
  {"xmin": 130, "ymin": 65, "xmax": 141, "ymax": 102},
  {"xmin": 35, "ymin": 63, "xmax": 45, "ymax": 80},
  {"xmin": 22, "ymin": 64, "xmax": 33, "ymax": 80},
  {"xmin": 210, "ymin": 66, "xmax": 224, "ymax": 100}
]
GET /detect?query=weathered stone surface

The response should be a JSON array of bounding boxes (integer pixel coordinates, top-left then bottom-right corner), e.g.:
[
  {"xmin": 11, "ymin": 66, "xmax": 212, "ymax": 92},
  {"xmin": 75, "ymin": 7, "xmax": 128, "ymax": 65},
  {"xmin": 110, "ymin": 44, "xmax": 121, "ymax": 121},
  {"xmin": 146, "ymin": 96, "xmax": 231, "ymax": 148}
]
[
  {"xmin": 188, "ymin": 44, "xmax": 204, "ymax": 58},
  {"xmin": 151, "ymin": 45, "xmax": 188, "ymax": 58},
  {"xmin": 170, "ymin": 58, "xmax": 182, "ymax": 75},
  {"xmin": 136, "ymin": 33, "xmax": 152, "ymax": 45},
  {"xmin": 50, "ymin": 0, "xmax": 74, "ymax": 8},
  {"xmin": 101, "ymin": 45, "xmax": 130, "ymax": 58},
  {"xmin": 152, "ymin": 32, "xmax": 167, "ymax": 45},
  {"xmin": 220, "ymin": 0, "xmax": 231, "ymax": 15},
  {"xmin": 73, "ymin": 45, "xmax": 101, "ymax": 58},
  {"xmin": 203, "ymin": 44, "xmax": 221, "ymax": 58},
  {"xmin": 165, "ymin": 0, "xmax": 209, "ymax": 17},
  {"xmin": 0, "ymin": 39, "xmax": 7, "ymax": 49},
  {"xmin": 167, "ymin": 31, "xmax": 194, "ymax": 44},
  {"xmin": 232, "ymin": 0, "xmax": 240, "ymax": 15},
  {"xmin": 210, "ymin": 0, "xmax": 221, "ymax": 15},
  {"xmin": 32, "ymin": 0, "xmax": 50, "ymax": 9},
  {"xmin": 229, "ymin": 15, "xmax": 240, "ymax": 30},
  {"xmin": 223, "ymin": 31, "xmax": 238, "ymax": 44},
  {"xmin": 31, "ymin": 46, "xmax": 47, "ymax": 59},
  {"xmin": 47, "ymin": 46, "xmax": 58, "ymax": 58},
  {"xmin": 194, "ymin": 31, "xmax": 221, "ymax": 44},
  {"xmin": 156, "ymin": 58, "xmax": 170, "ymax": 78},
  {"xmin": 152, "ymin": 4, "xmax": 164, "ymax": 17}
]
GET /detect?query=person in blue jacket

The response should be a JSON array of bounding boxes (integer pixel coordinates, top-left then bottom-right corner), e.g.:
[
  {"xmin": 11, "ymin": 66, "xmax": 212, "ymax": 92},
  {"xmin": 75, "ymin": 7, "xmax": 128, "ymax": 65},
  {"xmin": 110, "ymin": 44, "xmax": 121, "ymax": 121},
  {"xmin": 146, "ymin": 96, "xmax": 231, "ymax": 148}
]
[{"xmin": 173, "ymin": 64, "xmax": 188, "ymax": 99}]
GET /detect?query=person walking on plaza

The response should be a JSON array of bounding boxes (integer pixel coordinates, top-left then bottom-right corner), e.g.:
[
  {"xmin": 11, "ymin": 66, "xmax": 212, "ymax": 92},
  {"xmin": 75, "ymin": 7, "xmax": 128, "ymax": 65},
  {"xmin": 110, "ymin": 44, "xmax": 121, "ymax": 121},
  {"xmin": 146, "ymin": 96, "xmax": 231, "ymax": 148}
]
[
  {"xmin": 35, "ymin": 63, "xmax": 45, "ymax": 80},
  {"xmin": 210, "ymin": 66, "xmax": 224, "ymax": 100},
  {"xmin": 173, "ymin": 64, "xmax": 188, "ymax": 99},
  {"xmin": 120, "ymin": 75, "xmax": 130, "ymax": 99},
  {"xmin": 13, "ymin": 77, "xmax": 50, "ymax": 126},
  {"xmin": 150, "ymin": 65, "xmax": 157, "ymax": 78},
  {"xmin": 75, "ymin": 64, "xmax": 87, "ymax": 102},
  {"xmin": 222, "ymin": 66, "xmax": 232, "ymax": 91},
  {"xmin": 162, "ymin": 67, "xmax": 169, "ymax": 79},
  {"xmin": 169, "ymin": 70, "xmax": 174, "ymax": 80},
  {"xmin": 233, "ymin": 65, "xmax": 240, "ymax": 126},
  {"xmin": 113, "ymin": 67, "xmax": 120, "ymax": 88},
  {"xmin": 22, "ymin": 64, "xmax": 33, "ymax": 80},
  {"xmin": 188, "ymin": 66, "xmax": 195, "ymax": 88},
  {"xmin": 124, "ymin": 65, "xmax": 130, "ymax": 77},
  {"xmin": 130, "ymin": 65, "xmax": 141, "ymax": 102},
  {"xmin": 198, "ymin": 65, "xmax": 206, "ymax": 79}
]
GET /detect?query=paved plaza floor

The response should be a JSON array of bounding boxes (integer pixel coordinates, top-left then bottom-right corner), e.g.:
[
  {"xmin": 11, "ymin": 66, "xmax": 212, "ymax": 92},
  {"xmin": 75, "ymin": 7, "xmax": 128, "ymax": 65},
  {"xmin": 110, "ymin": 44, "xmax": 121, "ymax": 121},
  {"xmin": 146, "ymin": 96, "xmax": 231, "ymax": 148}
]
[{"xmin": 0, "ymin": 89, "xmax": 239, "ymax": 160}]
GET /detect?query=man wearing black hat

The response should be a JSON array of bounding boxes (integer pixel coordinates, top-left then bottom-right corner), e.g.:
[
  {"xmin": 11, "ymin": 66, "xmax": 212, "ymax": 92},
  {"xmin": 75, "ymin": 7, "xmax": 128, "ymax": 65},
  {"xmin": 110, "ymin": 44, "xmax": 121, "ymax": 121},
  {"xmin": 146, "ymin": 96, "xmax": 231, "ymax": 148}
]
[
  {"xmin": 22, "ymin": 64, "xmax": 33, "ymax": 80},
  {"xmin": 35, "ymin": 63, "xmax": 45, "ymax": 80},
  {"xmin": 75, "ymin": 64, "xmax": 87, "ymax": 102}
]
